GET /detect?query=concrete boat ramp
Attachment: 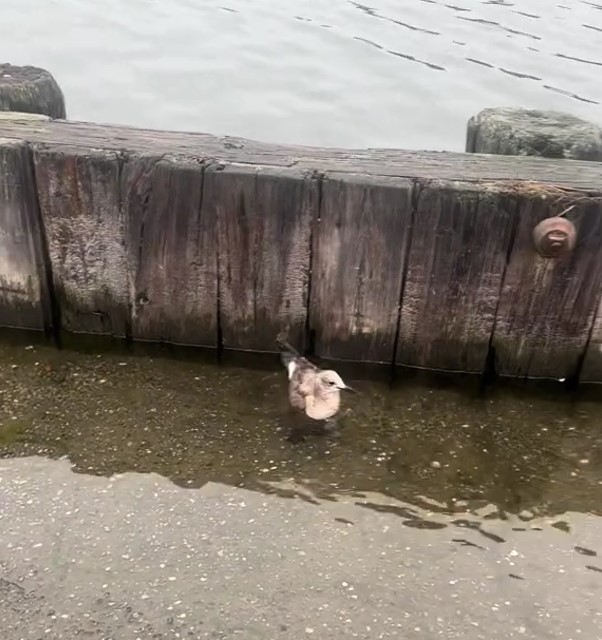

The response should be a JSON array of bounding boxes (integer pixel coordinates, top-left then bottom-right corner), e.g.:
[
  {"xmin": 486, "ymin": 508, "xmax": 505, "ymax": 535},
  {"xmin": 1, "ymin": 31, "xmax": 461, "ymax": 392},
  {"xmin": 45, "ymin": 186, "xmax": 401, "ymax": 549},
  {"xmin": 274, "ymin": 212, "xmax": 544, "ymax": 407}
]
[{"xmin": 1, "ymin": 456, "xmax": 600, "ymax": 640}]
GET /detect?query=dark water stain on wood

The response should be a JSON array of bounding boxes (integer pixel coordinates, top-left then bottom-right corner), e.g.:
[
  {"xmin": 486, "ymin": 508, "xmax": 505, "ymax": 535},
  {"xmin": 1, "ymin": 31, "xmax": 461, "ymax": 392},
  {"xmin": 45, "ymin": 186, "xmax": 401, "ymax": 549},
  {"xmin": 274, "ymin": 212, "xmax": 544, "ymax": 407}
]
[{"xmin": 0, "ymin": 141, "xmax": 51, "ymax": 333}]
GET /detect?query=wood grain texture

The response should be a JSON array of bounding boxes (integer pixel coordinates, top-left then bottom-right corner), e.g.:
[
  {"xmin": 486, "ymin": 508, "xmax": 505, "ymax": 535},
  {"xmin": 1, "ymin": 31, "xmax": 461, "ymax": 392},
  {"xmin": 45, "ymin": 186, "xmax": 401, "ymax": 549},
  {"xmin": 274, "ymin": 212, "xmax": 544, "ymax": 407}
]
[
  {"xmin": 0, "ymin": 114, "xmax": 602, "ymax": 189},
  {"xmin": 0, "ymin": 140, "xmax": 51, "ymax": 330},
  {"xmin": 2, "ymin": 114, "xmax": 602, "ymax": 379},
  {"xmin": 492, "ymin": 191, "xmax": 602, "ymax": 379},
  {"xmin": 123, "ymin": 155, "xmax": 217, "ymax": 347},
  {"xmin": 397, "ymin": 181, "xmax": 517, "ymax": 372},
  {"xmin": 33, "ymin": 145, "xmax": 128, "ymax": 336},
  {"xmin": 204, "ymin": 163, "xmax": 317, "ymax": 352},
  {"xmin": 310, "ymin": 174, "xmax": 412, "ymax": 363}
]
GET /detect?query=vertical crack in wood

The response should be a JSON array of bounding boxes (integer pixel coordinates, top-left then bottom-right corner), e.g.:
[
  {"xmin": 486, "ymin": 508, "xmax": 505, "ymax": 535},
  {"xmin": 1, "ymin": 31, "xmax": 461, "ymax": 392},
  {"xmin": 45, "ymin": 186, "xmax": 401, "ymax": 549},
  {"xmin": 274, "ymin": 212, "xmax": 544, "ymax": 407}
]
[
  {"xmin": 482, "ymin": 190, "xmax": 521, "ymax": 388},
  {"xmin": 26, "ymin": 143, "xmax": 62, "ymax": 346},
  {"xmin": 305, "ymin": 170, "xmax": 322, "ymax": 358},
  {"xmin": 251, "ymin": 171, "xmax": 259, "ymax": 332},
  {"xmin": 117, "ymin": 150, "xmax": 133, "ymax": 344},
  {"xmin": 569, "ymin": 213, "xmax": 602, "ymax": 389},
  {"xmin": 571, "ymin": 301, "xmax": 600, "ymax": 391},
  {"xmin": 205, "ymin": 165, "xmax": 223, "ymax": 361},
  {"xmin": 391, "ymin": 177, "xmax": 418, "ymax": 380}
]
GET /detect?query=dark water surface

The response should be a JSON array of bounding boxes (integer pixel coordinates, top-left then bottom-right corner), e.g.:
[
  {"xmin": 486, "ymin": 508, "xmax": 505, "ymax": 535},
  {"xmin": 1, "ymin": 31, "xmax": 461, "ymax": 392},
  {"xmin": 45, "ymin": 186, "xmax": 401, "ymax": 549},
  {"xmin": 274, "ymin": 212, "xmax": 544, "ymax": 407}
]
[
  {"xmin": 2, "ymin": 0, "xmax": 601, "ymax": 150},
  {"xmin": 1, "ymin": 340, "xmax": 601, "ymax": 517}
]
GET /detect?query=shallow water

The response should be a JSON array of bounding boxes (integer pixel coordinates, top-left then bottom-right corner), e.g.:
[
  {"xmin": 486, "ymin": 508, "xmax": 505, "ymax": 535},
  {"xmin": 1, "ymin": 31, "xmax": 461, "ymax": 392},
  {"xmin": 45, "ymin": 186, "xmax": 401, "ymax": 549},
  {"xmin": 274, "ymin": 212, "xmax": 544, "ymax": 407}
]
[
  {"xmin": 1, "ymin": 341, "xmax": 602, "ymax": 637},
  {"xmin": 1, "ymin": 340, "xmax": 601, "ymax": 519},
  {"xmin": 2, "ymin": 0, "xmax": 601, "ymax": 150}
]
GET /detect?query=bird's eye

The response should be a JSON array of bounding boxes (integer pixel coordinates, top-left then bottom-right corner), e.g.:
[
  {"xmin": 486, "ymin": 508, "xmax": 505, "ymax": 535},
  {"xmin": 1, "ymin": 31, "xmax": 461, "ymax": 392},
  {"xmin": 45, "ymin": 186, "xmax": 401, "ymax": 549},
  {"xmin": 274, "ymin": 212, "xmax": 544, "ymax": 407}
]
[{"xmin": 329, "ymin": 380, "xmax": 336, "ymax": 385}]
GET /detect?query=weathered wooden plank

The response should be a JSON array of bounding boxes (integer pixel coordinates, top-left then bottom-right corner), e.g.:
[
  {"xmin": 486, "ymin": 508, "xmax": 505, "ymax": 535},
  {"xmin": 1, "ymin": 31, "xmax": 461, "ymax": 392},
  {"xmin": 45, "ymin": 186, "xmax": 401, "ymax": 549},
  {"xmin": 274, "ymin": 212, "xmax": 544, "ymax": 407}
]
[
  {"xmin": 1, "ymin": 115, "xmax": 602, "ymax": 190},
  {"xmin": 310, "ymin": 174, "xmax": 412, "ymax": 363},
  {"xmin": 204, "ymin": 164, "xmax": 316, "ymax": 352},
  {"xmin": 582, "ymin": 294, "xmax": 602, "ymax": 383},
  {"xmin": 123, "ymin": 156, "xmax": 217, "ymax": 347},
  {"xmin": 33, "ymin": 146, "xmax": 128, "ymax": 336},
  {"xmin": 0, "ymin": 139, "xmax": 51, "ymax": 331},
  {"xmin": 397, "ymin": 182, "xmax": 517, "ymax": 372},
  {"xmin": 493, "ymin": 192, "xmax": 602, "ymax": 379}
]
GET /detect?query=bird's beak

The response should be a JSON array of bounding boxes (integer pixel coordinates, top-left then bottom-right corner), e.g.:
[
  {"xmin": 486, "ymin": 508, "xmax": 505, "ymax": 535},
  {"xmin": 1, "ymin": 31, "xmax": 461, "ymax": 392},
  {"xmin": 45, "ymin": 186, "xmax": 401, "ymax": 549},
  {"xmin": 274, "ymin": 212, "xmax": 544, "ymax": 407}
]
[{"xmin": 343, "ymin": 384, "xmax": 357, "ymax": 393}]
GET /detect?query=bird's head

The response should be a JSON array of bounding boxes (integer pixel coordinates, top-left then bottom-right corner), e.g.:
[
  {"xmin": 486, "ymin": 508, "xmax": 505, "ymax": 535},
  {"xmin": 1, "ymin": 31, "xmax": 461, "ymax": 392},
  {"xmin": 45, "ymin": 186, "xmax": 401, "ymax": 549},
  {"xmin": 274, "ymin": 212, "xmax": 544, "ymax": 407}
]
[{"xmin": 317, "ymin": 370, "xmax": 355, "ymax": 394}]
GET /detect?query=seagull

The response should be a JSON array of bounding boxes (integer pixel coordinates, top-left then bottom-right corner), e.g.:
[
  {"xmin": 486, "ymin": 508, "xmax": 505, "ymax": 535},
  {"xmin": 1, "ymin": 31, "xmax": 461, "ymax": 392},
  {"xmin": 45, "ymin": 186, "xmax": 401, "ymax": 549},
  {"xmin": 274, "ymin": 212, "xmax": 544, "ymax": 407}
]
[{"xmin": 277, "ymin": 339, "xmax": 355, "ymax": 429}]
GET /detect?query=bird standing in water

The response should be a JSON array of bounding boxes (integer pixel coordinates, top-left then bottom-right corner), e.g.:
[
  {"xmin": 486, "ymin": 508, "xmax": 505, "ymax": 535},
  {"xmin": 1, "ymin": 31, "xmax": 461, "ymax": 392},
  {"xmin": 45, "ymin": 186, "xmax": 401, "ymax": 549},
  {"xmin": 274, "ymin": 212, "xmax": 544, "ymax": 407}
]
[{"xmin": 277, "ymin": 339, "xmax": 355, "ymax": 436}]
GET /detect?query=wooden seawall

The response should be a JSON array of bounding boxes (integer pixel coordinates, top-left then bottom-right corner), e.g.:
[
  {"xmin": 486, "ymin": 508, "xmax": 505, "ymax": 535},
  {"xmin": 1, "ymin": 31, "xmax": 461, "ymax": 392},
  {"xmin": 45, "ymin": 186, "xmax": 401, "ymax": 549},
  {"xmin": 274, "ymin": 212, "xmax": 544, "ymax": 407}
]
[{"xmin": 1, "ymin": 112, "xmax": 602, "ymax": 382}]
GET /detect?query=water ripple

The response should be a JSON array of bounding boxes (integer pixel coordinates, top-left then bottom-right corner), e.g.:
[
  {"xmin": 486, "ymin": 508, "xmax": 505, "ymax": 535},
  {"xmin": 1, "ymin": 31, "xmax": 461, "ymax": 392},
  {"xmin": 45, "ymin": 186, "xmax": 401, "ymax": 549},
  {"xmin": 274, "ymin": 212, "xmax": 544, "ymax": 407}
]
[
  {"xmin": 349, "ymin": 1, "xmax": 441, "ymax": 35},
  {"xmin": 1, "ymin": 0, "xmax": 600, "ymax": 151},
  {"xmin": 458, "ymin": 15, "xmax": 542, "ymax": 40},
  {"xmin": 556, "ymin": 52, "xmax": 602, "ymax": 67},
  {"xmin": 544, "ymin": 85, "xmax": 600, "ymax": 105},
  {"xmin": 499, "ymin": 67, "xmax": 541, "ymax": 80},
  {"xmin": 466, "ymin": 57, "xmax": 494, "ymax": 68},
  {"xmin": 388, "ymin": 48, "xmax": 446, "ymax": 71},
  {"xmin": 445, "ymin": 4, "xmax": 471, "ymax": 11},
  {"xmin": 512, "ymin": 10, "xmax": 540, "ymax": 19},
  {"xmin": 353, "ymin": 36, "xmax": 446, "ymax": 70}
]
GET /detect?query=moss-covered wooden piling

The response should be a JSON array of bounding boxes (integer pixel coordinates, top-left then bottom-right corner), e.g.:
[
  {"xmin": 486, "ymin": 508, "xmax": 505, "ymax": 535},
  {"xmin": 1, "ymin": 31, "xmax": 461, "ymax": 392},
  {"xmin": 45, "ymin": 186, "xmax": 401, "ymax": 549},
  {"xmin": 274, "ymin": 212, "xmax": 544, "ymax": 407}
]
[
  {"xmin": 0, "ymin": 112, "xmax": 601, "ymax": 382},
  {"xmin": 0, "ymin": 64, "xmax": 66, "ymax": 119}
]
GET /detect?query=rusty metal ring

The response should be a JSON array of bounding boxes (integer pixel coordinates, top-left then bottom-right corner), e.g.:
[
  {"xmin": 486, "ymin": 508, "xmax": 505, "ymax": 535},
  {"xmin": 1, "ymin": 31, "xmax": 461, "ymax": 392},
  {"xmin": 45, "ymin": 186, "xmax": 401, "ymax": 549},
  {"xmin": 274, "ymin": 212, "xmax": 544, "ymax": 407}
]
[{"xmin": 532, "ymin": 217, "xmax": 577, "ymax": 258}]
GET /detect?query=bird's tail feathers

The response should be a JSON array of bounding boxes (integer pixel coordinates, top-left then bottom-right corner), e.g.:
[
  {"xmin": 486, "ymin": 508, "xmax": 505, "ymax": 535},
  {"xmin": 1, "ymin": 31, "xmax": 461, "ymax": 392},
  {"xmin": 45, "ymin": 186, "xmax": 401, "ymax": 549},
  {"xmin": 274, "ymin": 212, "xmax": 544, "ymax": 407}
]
[{"xmin": 276, "ymin": 337, "xmax": 300, "ymax": 369}]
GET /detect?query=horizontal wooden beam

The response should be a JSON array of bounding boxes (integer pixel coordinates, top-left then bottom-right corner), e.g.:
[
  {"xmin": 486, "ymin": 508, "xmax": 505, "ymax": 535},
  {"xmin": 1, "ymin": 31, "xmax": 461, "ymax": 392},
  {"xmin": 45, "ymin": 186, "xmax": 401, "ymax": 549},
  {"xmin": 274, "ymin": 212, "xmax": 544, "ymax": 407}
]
[{"xmin": 0, "ymin": 112, "xmax": 601, "ymax": 189}]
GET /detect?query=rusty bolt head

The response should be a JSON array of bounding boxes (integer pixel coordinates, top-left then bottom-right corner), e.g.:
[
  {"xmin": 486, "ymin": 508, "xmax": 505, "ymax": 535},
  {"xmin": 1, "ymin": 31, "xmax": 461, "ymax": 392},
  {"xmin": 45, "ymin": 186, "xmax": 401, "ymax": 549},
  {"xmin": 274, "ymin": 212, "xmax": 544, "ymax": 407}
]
[{"xmin": 532, "ymin": 216, "xmax": 576, "ymax": 258}]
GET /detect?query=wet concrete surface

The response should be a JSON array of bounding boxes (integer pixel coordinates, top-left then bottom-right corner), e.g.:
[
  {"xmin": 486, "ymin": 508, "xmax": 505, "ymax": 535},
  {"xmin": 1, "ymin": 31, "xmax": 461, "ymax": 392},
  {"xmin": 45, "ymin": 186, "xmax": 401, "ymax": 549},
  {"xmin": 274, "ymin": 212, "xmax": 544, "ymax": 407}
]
[{"xmin": 1, "ymin": 340, "xmax": 602, "ymax": 638}]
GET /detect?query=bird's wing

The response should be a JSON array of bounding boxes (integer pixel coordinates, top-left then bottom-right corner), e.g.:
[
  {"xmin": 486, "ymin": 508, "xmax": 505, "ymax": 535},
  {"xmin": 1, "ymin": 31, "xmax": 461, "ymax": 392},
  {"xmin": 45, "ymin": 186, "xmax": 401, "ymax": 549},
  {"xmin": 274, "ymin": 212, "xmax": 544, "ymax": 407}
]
[{"xmin": 288, "ymin": 364, "xmax": 317, "ymax": 411}]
